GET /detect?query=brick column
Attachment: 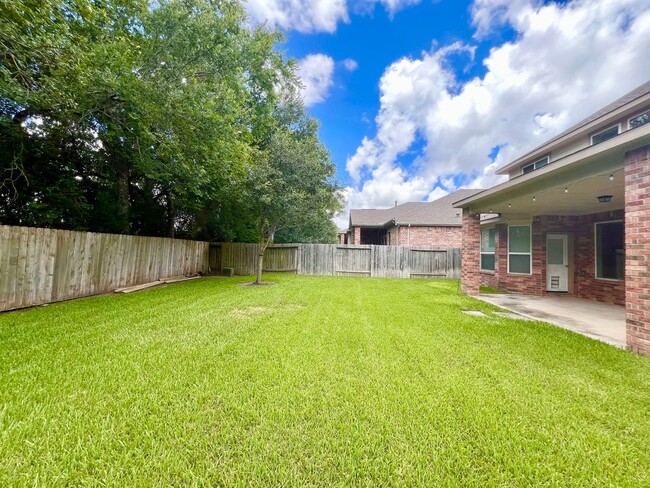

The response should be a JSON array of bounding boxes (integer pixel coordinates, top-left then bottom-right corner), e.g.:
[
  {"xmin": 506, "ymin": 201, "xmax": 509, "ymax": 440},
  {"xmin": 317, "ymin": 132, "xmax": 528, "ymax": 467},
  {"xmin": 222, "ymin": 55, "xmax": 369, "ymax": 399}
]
[
  {"xmin": 461, "ymin": 208, "xmax": 481, "ymax": 295},
  {"xmin": 353, "ymin": 227, "xmax": 361, "ymax": 245},
  {"xmin": 625, "ymin": 145, "xmax": 650, "ymax": 355}
]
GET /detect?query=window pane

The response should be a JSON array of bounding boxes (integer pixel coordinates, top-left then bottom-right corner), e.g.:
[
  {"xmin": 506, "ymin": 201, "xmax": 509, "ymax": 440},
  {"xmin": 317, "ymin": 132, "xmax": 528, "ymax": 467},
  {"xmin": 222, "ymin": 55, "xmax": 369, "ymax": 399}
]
[
  {"xmin": 630, "ymin": 111, "xmax": 650, "ymax": 129},
  {"xmin": 509, "ymin": 254, "xmax": 531, "ymax": 274},
  {"xmin": 596, "ymin": 222, "xmax": 624, "ymax": 279},
  {"xmin": 481, "ymin": 228, "xmax": 495, "ymax": 252},
  {"xmin": 534, "ymin": 157, "xmax": 549, "ymax": 169},
  {"xmin": 592, "ymin": 126, "xmax": 618, "ymax": 144},
  {"xmin": 509, "ymin": 226, "xmax": 530, "ymax": 253},
  {"xmin": 481, "ymin": 254, "xmax": 495, "ymax": 271},
  {"xmin": 522, "ymin": 164, "xmax": 534, "ymax": 174},
  {"xmin": 547, "ymin": 238, "xmax": 564, "ymax": 265}
]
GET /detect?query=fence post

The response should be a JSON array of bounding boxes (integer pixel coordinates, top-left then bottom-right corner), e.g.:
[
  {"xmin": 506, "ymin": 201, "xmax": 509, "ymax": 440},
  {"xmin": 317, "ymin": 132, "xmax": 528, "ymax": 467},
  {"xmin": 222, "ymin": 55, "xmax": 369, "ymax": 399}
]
[
  {"xmin": 296, "ymin": 244, "xmax": 302, "ymax": 275},
  {"xmin": 405, "ymin": 246, "xmax": 411, "ymax": 279}
]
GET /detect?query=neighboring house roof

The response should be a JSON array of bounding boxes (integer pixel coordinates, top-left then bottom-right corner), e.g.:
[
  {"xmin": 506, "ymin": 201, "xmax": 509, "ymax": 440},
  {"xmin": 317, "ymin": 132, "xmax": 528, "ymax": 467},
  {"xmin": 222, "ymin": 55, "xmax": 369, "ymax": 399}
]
[
  {"xmin": 496, "ymin": 80, "xmax": 650, "ymax": 175},
  {"xmin": 349, "ymin": 189, "xmax": 483, "ymax": 229}
]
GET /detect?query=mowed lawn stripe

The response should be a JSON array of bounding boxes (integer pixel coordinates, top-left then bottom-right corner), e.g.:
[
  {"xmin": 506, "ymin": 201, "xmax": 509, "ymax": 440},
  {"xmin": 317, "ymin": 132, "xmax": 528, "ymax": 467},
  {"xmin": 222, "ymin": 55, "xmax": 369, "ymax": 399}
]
[{"xmin": 0, "ymin": 275, "xmax": 649, "ymax": 486}]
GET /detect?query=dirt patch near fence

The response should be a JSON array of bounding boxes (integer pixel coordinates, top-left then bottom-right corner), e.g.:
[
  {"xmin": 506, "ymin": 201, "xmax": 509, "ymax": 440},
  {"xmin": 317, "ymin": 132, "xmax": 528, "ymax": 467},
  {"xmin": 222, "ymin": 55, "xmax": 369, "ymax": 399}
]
[{"xmin": 229, "ymin": 303, "xmax": 305, "ymax": 320}]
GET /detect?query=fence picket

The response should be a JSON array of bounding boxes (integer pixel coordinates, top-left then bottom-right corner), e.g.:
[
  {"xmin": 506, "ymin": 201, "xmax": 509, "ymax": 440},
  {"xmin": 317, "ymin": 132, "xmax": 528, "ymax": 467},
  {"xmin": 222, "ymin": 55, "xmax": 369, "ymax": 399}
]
[
  {"xmin": 0, "ymin": 224, "xmax": 461, "ymax": 312},
  {"xmin": 0, "ymin": 226, "xmax": 209, "ymax": 311},
  {"xmin": 210, "ymin": 243, "xmax": 460, "ymax": 281}
]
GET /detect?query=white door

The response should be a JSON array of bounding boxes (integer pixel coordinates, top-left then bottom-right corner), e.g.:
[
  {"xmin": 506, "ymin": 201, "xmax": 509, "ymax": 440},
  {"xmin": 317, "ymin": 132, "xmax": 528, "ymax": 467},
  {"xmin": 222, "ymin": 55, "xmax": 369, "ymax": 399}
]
[{"xmin": 547, "ymin": 234, "xmax": 568, "ymax": 292}]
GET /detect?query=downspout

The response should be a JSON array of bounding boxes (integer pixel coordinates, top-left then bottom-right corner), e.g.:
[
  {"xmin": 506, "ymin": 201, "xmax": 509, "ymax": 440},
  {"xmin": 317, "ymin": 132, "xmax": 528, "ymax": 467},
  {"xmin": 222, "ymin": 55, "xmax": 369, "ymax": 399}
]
[{"xmin": 408, "ymin": 224, "xmax": 411, "ymax": 247}]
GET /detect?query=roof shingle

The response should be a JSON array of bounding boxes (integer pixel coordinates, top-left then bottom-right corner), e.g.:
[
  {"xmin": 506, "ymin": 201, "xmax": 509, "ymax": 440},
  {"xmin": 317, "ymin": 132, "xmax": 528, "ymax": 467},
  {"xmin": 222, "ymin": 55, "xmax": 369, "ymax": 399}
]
[{"xmin": 349, "ymin": 189, "xmax": 482, "ymax": 228}]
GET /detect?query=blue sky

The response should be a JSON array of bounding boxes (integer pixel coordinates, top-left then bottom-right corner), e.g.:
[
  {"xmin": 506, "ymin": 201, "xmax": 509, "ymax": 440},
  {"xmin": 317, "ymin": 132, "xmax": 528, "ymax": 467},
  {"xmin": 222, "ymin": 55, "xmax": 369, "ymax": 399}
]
[
  {"xmin": 282, "ymin": 1, "xmax": 515, "ymax": 188},
  {"xmin": 245, "ymin": 0, "xmax": 650, "ymax": 227}
]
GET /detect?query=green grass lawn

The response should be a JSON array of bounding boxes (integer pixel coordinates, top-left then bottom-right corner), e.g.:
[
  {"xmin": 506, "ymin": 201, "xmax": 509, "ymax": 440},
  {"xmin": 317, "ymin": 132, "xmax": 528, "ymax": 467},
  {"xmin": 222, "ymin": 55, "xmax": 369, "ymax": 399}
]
[{"xmin": 1, "ymin": 275, "xmax": 649, "ymax": 486}]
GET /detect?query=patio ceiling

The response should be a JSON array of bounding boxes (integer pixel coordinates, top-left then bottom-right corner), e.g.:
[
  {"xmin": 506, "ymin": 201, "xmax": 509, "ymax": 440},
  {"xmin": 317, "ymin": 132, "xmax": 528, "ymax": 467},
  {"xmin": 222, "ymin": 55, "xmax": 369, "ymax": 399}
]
[
  {"xmin": 479, "ymin": 167, "xmax": 624, "ymax": 219},
  {"xmin": 460, "ymin": 124, "xmax": 650, "ymax": 219}
]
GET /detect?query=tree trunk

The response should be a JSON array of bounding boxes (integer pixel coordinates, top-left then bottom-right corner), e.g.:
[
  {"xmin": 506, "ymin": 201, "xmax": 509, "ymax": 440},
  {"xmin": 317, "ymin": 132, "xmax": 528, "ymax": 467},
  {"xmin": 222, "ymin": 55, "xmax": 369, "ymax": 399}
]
[
  {"xmin": 115, "ymin": 161, "xmax": 130, "ymax": 234},
  {"xmin": 166, "ymin": 192, "xmax": 175, "ymax": 238},
  {"xmin": 197, "ymin": 206, "xmax": 211, "ymax": 241},
  {"xmin": 255, "ymin": 222, "xmax": 275, "ymax": 284},
  {"xmin": 256, "ymin": 247, "xmax": 265, "ymax": 284}
]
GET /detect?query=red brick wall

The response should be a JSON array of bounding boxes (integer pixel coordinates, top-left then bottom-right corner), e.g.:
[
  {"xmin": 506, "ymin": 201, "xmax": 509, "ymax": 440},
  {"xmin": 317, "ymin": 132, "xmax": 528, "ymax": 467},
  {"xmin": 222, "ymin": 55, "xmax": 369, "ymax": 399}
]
[
  {"xmin": 625, "ymin": 144, "xmax": 650, "ymax": 355},
  {"xmin": 570, "ymin": 212, "xmax": 625, "ymax": 305},
  {"xmin": 389, "ymin": 225, "xmax": 462, "ymax": 247},
  {"xmin": 480, "ymin": 271, "xmax": 499, "ymax": 289},
  {"xmin": 387, "ymin": 226, "xmax": 399, "ymax": 245},
  {"xmin": 478, "ymin": 212, "xmax": 625, "ymax": 305},
  {"xmin": 461, "ymin": 209, "xmax": 480, "ymax": 295},
  {"xmin": 347, "ymin": 227, "xmax": 361, "ymax": 245}
]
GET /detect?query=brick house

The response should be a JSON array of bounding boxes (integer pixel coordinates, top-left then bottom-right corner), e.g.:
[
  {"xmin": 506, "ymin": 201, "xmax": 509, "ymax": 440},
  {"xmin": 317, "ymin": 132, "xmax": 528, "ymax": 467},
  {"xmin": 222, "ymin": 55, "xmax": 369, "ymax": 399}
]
[
  {"xmin": 345, "ymin": 189, "xmax": 482, "ymax": 246},
  {"xmin": 453, "ymin": 80, "xmax": 650, "ymax": 355}
]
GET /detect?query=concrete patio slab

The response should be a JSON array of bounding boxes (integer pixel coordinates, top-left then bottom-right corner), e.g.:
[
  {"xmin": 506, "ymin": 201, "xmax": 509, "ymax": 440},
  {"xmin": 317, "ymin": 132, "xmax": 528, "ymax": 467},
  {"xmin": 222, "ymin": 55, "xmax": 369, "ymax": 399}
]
[
  {"xmin": 475, "ymin": 293, "xmax": 626, "ymax": 348},
  {"xmin": 493, "ymin": 311, "xmax": 534, "ymax": 321}
]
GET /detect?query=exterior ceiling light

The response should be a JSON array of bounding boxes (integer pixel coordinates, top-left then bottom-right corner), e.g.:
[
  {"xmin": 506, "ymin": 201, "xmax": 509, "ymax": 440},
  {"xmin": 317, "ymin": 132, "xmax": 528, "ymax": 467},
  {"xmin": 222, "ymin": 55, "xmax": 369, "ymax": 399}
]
[{"xmin": 597, "ymin": 195, "xmax": 613, "ymax": 203}]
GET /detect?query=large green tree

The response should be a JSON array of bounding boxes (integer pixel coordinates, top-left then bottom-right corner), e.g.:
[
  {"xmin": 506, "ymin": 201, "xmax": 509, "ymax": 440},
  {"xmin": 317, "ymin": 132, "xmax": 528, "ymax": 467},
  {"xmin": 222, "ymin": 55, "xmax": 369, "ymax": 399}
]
[
  {"xmin": 2, "ymin": 1, "xmax": 278, "ymax": 235},
  {"xmin": 0, "ymin": 0, "xmax": 340, "ymax": 246},
  {"xmin": 239, "ymin": 94, "xmax": 341, "ymax": 283}
]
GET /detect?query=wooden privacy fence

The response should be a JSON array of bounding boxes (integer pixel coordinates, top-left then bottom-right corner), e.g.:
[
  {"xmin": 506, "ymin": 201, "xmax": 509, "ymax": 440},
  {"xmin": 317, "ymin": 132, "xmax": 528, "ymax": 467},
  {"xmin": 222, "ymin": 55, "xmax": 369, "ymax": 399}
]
[
  {"xmin": 210, "ymin": 243, "xmax": 461, "ymax": 280},
  {"xmin": 0, "ymin": 225, "xmax": 209, "ymax": 312}
]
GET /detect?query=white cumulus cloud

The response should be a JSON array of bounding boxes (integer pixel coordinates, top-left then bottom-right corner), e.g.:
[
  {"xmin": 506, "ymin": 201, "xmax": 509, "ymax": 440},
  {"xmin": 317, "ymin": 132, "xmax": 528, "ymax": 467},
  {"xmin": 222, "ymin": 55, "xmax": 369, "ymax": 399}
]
[
  {"xmin": 245, "ymin": 0, "xmax": 423, "ymax": 33},
  {"xmin": 341, "ymin": 0, "xmax": 650, "ymax": 223},
  {"xmin": 245, "ymin": 0, "xmax": 348, "ymax": 33},
  {"xmin": 297, "ymin": 54, "xmax": 335, "ymax": 107},
  {"xmin": 342, "ymin": 58, "xmax": 359, "ymax": 71}
]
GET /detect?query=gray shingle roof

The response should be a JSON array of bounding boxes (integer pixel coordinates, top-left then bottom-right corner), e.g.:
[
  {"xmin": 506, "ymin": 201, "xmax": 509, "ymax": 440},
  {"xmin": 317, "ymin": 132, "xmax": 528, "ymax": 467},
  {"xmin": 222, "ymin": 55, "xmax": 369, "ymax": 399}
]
[{"xmin": 349, "ymin": 189, "xmax": 482, "ymax": 228}]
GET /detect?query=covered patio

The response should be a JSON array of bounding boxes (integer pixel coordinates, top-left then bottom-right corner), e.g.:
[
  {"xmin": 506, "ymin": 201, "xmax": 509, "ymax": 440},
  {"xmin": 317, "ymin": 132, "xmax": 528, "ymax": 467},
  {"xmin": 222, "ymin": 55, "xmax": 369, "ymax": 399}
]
[
  {"xmin": 476, "ymin": 293, "xmax": 626, "ymax": 348},
  {"xmin": 452, "ymin": 80, "xmax": 650, "ymax": 354},
  {"xmin": 455, "ymin": 142, "xmax": 650, "ymax": 353},
  {"xmin": 458, "ymin": 138, "xmax": 628, "ymax": 303}
]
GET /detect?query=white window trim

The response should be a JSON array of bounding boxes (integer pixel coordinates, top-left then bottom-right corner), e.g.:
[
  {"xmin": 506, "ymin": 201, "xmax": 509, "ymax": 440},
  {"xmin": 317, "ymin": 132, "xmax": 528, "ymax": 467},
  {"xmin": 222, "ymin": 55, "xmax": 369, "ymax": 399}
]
[
  {"xmin": 628, "ymin": 110, "xmax": 650, "ymax": 130},
  {"xmin": 590, "ymin": 124, "xmax": 621, "ymax": 145},
  {"xmin": 521, "ymin": 155, "xmax": 550, "ymax": 175},
  {"xmin": 594, "ymin": 219, "xmax": 624, "ymax": 282},
  {"xmin": 480, "ymin": 226, "xmax": 496, "ymax": 272},
  {"xmin": 508, "ymin": 225, "xmax": 532, "ymax": 275}
]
